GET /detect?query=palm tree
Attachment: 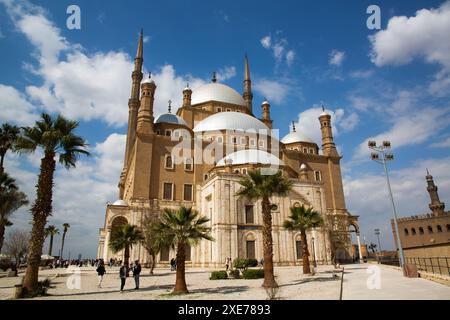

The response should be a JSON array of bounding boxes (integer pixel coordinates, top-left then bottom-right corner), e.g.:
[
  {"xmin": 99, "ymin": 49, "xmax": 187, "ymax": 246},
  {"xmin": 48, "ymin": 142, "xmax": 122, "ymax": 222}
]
[
  {"xmin": 368, "ymin": 243, "xmax": 377, "ymax": 254},
  {"xmin": 15, "ymin": 113, "xmax": 89, "ymax": 295},
  {"xmin": 0, "ymin": 172, "xmax": 28, "ymax": 253},
  {"xmin": 59, "ymin": 223, "xmax": 70, "ymax": 259},
  {"xmin": 0, "ymin": 123, "xmax": 20, "ymax": 176},
  {"xmin": 151, "ymin": 206, "xmax": 213, "ymax": 294},
  {"xmin": 109, "ymin": 224, "xmax": 144, "ymax": 268},
  {"xmin": 141, "ymin": 214, "xmax": 163, "ymax": 275},
  {"xmin": 44, "ymin": 225, "xmax": 59, "ymax": 256},
  {"xmin": 283, "ymin": 204, "xmax": 324, "ymax": 274},
  {"xmin": 236, "ymin": 169, "xmax": 292, "ymax": 288}
]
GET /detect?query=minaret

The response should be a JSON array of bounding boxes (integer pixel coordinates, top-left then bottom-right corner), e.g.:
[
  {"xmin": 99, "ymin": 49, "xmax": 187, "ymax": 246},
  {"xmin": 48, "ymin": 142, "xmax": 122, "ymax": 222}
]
[
  {"xmin": 318, "ymin": 106, "xmax": 338, "ymax": 157},
  {"xmin": 182, "ymin": 83, "xmax": 192, "ymax": 107},
  {"xmin": 426, "ymin": 169, "xmax": 445, "ymax": 216},
  {"xmin": 243, "ymin": 54, "xmax": 253, "ymax": 114},
  {"xmin": 120, "ymin": 30, "xmax": 144, "ymax": 197},
  {"xmin": 261, "ymin": 100, "xmax": 272, "ymax": 128},
  {"xmin": 137, "ymin": 73, "xmax": 156, "ymax": 133}
]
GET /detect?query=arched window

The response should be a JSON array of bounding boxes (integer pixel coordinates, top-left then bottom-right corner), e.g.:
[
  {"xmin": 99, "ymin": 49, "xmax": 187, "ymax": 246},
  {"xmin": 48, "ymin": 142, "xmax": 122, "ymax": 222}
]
[
  {"xmin": 242, "ymin": 168, "xmax": 247, "ymax": 174},
  {"xmin": 411, "ymin": 228, "xmax": 416, "ymax": 235},
  {"xmin": 447, "ymin": 224, "xmax": 450, "ymax": 232},
  {"xmin": 165, "ymin": 129, "xmax": 172, "ymax": 137},
  {"xmin": 314, "ymin": 171, "xmax": 322, "ymax": 182},
  {"xmin": 404, "ymin": 228, "xmax": 409, "ymax": 236},
  {"xmin": 165, "ymin": 154, "xmax": 174, "ymax": 169},
  {"xmin": 428, "ymin": 226, "xmax": 433, "ymax": 234},
  {"xmin": 437, "ymin": 225, "xmax": 442, "ymax": 232},
  {"xmin": 419, "ymin": 227, "xmax": 424, "ymax": 235}
]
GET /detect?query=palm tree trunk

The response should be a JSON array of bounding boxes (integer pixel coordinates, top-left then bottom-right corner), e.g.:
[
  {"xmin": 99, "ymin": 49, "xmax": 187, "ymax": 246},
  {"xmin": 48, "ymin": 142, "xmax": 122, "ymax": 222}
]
[
  {"xmin": 0, "ymin": 153, "xmax": 5, "ymax": 176},
  {"xmin": 150, "ymin": 253, "xmax": 155, "ymax": 275},
  {"xmin": 174, "ymin": 241, "xmax": 188, "ymax": 294},
  {"xmin": 60, "ymin": 232, "xmax": 66, "ymax": 259},
  {"xmin": 0, "ymin": 225, "xmax": 5, "ymax": 253},
  {"xmin": 22, "ymin": 151, "xmax": 56, "ymax": 296},
  {"xmin": 301, "ymin": 229, "xmax": 311, "ymax": 274},
  {"xmin": 261, "ymin": 196, "xmax": 277, "ymax": 288},
  {"xmin": 48, "ymin": 234, "xmax": 54, "ymax": 256},
  {"xmin": 124, "ymin": 245, "xmax": 130, "ymax": 267}
]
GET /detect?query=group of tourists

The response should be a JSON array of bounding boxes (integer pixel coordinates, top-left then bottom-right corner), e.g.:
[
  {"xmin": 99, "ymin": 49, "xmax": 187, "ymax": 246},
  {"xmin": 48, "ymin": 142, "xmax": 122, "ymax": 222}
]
[{"xmin": 95, "ymin": 259, "xmax": 142, "ymax": 292}]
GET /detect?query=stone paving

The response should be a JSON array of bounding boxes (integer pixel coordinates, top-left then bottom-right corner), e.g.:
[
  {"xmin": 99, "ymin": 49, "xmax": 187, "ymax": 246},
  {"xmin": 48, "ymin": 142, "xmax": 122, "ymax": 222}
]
[{"xmin": 0, "ymin": 263, "xmax": 449, "ymax": 300}]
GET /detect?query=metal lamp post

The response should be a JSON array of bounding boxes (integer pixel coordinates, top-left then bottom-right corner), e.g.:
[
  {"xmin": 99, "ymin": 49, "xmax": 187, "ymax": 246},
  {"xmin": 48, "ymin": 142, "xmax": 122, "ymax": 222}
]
[
  {"xmin": 374, "ymin": 228, "xmax": 382, "ymax": 252},
  {"xmin": 368, "ymin": 140, "xmax": 406, "ymax": 274}
]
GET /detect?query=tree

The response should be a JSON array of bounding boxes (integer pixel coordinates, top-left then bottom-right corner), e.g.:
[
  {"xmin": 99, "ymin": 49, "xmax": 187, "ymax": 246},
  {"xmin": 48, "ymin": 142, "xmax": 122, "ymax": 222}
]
[
  {"xmin": 59, "ymin": 223, "xmax": 70, "ymax": 259},
  {"xmin": 109, "ymin": 224, "xmax": 144, "ymax": 268},
  {"xmin": 151, "ymin": 206, "xmax": 213, "ymax": 294},
  {"xmin": 0, "ymin": 172, "xmax": 29, "ymax": 253},
  {"xmin": 4, "ymin": 229, "xmax": 30, "ymax": 276},
  {"xmin": 283, "ymin": 204, "xmax": 324, "ymax": 274},
  {"xmin": 15, "ymin": 113, "xmax": 89, "ymax": 295},
  {"xmin": 141, "ymin": 214, "xmax": 163, "ymax": 275},
  {"xmin": 0, "ymin": 123, "xmax": 20, "ymax": 176},
  {"xmin": 236, "ymin": 169, "xmax": 292, "ymax": 288},
  {"xmin": 44, "ymin": 225, "xmax": 59, "ymax": 256}
]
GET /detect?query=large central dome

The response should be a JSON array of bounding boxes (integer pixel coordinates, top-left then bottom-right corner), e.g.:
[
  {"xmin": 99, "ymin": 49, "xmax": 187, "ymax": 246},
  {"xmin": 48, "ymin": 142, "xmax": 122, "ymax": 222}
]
[
  {"xmin": 193, "ymin": 112, "xmax": 268, "ymax": 132},
  {"xmin": 191, "ymin": 83, "xmax": 246, "ymax": 106}
]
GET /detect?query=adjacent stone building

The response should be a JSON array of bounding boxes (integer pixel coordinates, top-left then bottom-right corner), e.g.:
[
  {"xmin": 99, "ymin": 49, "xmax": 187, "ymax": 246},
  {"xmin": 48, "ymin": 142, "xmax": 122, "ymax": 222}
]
[
  {"xmin": 97, "ymin": 31, "xmax": 362, "ymax": 267},
  {"xmin": 392, "ymin": 171, "xmax": 450, "ymax": 260}
]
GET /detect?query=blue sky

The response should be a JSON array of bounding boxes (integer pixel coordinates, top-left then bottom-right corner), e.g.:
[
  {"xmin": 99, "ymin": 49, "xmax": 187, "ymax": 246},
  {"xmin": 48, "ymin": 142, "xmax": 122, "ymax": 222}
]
[{"xmin": 1, "ymin": 0, "xmax": 450, "ymax": 258}]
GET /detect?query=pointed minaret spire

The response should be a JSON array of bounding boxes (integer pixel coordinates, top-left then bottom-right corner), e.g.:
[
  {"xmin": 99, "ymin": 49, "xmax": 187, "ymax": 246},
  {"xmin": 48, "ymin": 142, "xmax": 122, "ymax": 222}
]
[
  {"xmin": 426, "ymin": 169, "xmax": 445, "ymax": 216},
  {"xmin": 168, "ymin": 100, "xmax": 172, "ymax": 113},
  {"xmin": 292, "ymin": 121, "xmax": 296, "ymax": 132},
  {"xmin": 212, "ymin": 71, "xmax": 217, "ymax": 83},
  {"xmin": 136, "ymin": 29, "xmax": 143, "ymax": 60},
  {"xmin": 243, "ymin": 53, "xmax": 253, "ymax": 114}
]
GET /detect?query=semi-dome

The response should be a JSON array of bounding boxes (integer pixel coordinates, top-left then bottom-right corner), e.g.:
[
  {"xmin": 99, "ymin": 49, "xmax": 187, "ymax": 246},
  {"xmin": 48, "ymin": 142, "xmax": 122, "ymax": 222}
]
[
  {"xmin": 155, "ymin": 113, "xmax": 187, "ymax": 126},
  {"xmin": 281, "ymin": 131, "xmax": 315, "ymax": 144},
  {"xmin": 217, "ymin": 149, "xmax": 284, "ymax": 166},
  {"xmin": 193, "ymin": 112, "xmax": 269, "ymax": 132},
  {"xmin": 191, "ymin": 83, "xmax": 246, "ymax": 106}
]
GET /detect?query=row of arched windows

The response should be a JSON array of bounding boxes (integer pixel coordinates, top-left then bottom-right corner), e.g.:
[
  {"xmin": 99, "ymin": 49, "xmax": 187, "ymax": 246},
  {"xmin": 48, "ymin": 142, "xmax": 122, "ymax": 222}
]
[{"xmin": 404, "ymin": 224, "xmax": 450, "ymax": 236}]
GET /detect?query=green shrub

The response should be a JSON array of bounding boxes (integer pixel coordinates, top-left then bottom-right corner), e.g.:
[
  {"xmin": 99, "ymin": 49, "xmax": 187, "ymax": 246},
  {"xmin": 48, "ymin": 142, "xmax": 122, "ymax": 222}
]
[
  {"xmin": 233, "ymin": 258, "xmax": 258, "ymax": 270},
  {"xmin": 210, "ymin": 270, "xmax": 228, "ymax": 280},
  {"xmin": 246, "ymin": 258, "xmax": 258, "ymax": 267},
  {"xmin": 229, "ymin": 269, "xmax": 240, "ymax": 279},
  {"xmin": 242, "ymin": 269, "xmax": 264, "ymax": 279}
]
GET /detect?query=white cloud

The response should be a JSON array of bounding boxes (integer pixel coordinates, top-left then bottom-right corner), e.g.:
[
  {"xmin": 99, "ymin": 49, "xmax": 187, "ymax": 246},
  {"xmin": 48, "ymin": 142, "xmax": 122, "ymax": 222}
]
[
  {"xmin": 253, "ymin": 78, "xmax": 291, "ymax": 104},
  {"xmin": 0, "ymin": 84, "xmax": 39, "ymax": 125},
  {"xmin": 344, "ymin": 156, "xmax": 450, "ymax": 249},
  {"xmin": 430, "ymin": 136, "xmax": 450, "ymax": 148},
  {"xmin": 369, "ymin": 1, "xmax": 450, "ymax": 96},
  {"xmin": 329, "ymin": 49, "xmax": 345, "ymax": 66},
  {"xmin": 286, "ymin": 50, "xmax": 295, "ymax": 66},
  {"xmin": 260, "ymin": 35, "xmax": 271, "ymax": 49},
  {"xmin": 260, "ymin": 33, "xmax": 295, "ymax": 67},
  {"xmin": 216, "ymin": 66, "xmax": 236, "ymax": 82}
]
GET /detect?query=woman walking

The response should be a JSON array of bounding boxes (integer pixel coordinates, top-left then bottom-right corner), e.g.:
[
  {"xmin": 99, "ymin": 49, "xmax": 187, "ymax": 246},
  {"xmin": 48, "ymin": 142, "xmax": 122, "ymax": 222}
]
[
  {"xmin": 96, "ymin": 260, "xmax": 106, "ymax": 288},
  {"xmin": 119, "ymin": 263, "xmax": 128, "ymax": 292}
]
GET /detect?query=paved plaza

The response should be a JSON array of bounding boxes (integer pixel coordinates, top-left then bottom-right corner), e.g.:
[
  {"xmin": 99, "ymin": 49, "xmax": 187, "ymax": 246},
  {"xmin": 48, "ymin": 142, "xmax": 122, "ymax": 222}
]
[{"xmin": 0, "ymin": 264, "xmax": 449, "ymax": 300}]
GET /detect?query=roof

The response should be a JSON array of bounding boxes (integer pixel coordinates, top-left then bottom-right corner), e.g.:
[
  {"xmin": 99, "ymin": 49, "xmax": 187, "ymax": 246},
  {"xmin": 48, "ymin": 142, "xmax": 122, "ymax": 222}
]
[
  {"xmin": 281, "ymin": 131, "xmax": 315, "ymax": 144},
  {"xmin": 216, "ymin": 149, "xmax": 284, "ymax": 166},
  {"xmin": 193, "ymin": 111, "xmax": 269, "ymax": 132},
  {"xmin": 191, "ymin": 82, "xmax": 246, "ymax": 106},
  {"xmin": 155, "ymin": 113, "xmax": 188, "ymax": 126}
]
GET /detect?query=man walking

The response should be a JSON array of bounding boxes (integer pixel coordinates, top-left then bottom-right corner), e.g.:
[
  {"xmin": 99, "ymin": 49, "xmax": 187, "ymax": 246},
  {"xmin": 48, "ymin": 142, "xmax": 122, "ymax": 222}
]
[
  {"xmin": 133, "ymin": 260, "xmax": 142, "ymax": 290},
  {"xmin": 96, "ymin": 260, "xmax": 106, "ymax": 288},
  {"xmin": 119, "ymin": 263, "xmax": 128, "ymax": 292}
]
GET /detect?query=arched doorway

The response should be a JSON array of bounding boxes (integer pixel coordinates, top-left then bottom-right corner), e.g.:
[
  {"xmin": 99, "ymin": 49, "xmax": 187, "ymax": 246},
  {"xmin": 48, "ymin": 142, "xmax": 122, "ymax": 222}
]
[{"xmin": 109, "ymin": 216, "xmax": 128, "ymax": 262}]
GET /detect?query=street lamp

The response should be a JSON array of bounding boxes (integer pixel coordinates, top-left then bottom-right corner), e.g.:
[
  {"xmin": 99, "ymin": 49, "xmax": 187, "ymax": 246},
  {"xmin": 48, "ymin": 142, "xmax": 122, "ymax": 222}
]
[
  {"xmin": 374, "ymin": 229, "xmax": 382, "ymax": 252},
  {"xmin": 368, "ymin": 140, "xmax": 406, "ymax": 274},
  {"xmin": 311, "ymin": 237, "xmax": 317, "ymax": 268}
]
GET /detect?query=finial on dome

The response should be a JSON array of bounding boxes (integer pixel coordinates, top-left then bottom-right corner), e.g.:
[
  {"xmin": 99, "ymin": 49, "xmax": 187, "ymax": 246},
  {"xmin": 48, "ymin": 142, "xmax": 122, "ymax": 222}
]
[
  {"xmin": 183, "ymin": 82, "xmax": 191, "ymax": 91},
  {"xmin": 426, "ymin": 168, "xmax": 430, "ymax": 175},
  {"xmin": 212, "ymin": 71, "xmax": 217, "ymax": 83},
  {"xmin": 292, "ymin": 121, "xmax": 296, "ymax": 132},
  {"xmin": 168, "ymin": 100, "xmax": 172, "ymax": 113}
]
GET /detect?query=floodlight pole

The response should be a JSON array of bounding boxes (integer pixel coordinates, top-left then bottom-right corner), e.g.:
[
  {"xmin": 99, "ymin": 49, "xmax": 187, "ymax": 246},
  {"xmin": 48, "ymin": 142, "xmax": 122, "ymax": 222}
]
[{"xmin": 369, "ymin": 142, "xmax": 406, "ymax": 274}]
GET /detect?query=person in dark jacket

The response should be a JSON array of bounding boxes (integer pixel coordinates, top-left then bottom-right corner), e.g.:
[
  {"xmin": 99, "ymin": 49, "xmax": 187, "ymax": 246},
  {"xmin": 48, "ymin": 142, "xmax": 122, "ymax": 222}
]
[
  {"xmin": 119, "ymin": 263, "xmax": 128, "ymax": 292},
  {"xmin": 132, "ymin": 260, "xmax": 142, "ymax": 290},
  {"xmin": 96, "ymin": 260, "xmax": 106, "ymax": 288}
]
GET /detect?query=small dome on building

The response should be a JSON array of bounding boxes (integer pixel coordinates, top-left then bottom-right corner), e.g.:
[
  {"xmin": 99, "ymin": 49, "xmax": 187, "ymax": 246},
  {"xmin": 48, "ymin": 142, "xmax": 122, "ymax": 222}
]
[
  {"xmin": 281, "ymin": 131, "xmax": 315, "ymax": 144},
  {"xmin": 142, "ymin": 73, "xmax": 155, "ymax": 85},
  {"xmin": 191, "ymin": 82, "xmax": 246, "ymax": 106},
  {"xmin": 113, "ymin": 199, "xmax": 128, "ymax": 206},
  {"xmin": 193, "ymin": 111, "xmax": 269, "ymax": 132},
  {"xmin": 155, "ymin": 113, "xmax": 188, "ymax": 126},
  {"xmin": 216, "ymin": 149, "xmax": 283, "ymax": 166},
  {"xmin": 300, "ymin": 163, "xmax": 307, "ymax": 170}
]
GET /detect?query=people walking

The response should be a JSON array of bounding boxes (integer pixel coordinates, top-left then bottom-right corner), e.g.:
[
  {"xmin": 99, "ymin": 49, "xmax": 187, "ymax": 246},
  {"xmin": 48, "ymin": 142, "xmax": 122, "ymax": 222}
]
[
  {"xmin": 170, "ymin": 258, "xmax": 176, "ymax": 271},
  {"xmin": 133, "ymin": 260, "xmax": 142, "ymax": 290},
  {"xmin": 119, "ymin": 263, "xmax": 128, "ymax": 292},
  {"xmin": 96, "ymin": 260, "xmax": 106, "ymax": 288}
]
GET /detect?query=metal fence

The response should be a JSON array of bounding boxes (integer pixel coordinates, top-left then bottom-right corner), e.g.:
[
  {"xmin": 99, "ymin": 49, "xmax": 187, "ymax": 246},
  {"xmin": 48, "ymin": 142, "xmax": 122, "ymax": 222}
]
[{"xmin": 405, "ymin": 257, "xmax": 450, "ymax": 277}]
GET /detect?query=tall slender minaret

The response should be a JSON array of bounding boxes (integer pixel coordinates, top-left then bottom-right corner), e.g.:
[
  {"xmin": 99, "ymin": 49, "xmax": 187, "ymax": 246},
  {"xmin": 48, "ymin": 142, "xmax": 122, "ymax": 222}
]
[
  {"xmin": 243, "ymin": 54, "xmax": 253, "ymax": 114},
  {"xmin": 137, "ymin": 73, "xmax": 156, "ymax": 133},
  {"xmin": 119, "ymin": 30, "xmax": 144, "ymax": 198},
  {"xmin": 426, "ymin": 169, "xmax": 445, "ymax": 216},
  {"xmin": 318, "ymin": 106, "xmax": 338, "ymax": 157}
]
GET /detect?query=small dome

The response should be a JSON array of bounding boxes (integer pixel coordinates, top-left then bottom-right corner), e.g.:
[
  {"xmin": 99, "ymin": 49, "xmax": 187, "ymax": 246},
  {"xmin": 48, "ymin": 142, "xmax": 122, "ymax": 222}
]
[
  {"xmin": 262, "ymin": 100, "xmax": 270, "ymax": 105},
  {"xmin": 281, "ymin": 131, "xmax": 315, "ymax": 144},
  {"xmin": 217, "ymin": 149, "xmax": 284, "ymax": 166},
  {"xmin": 300, "ymin": 163, "xmax": 307, "ymax": 170},
  {"xmin": 193, "ymin": 112, "xmax": 269, "ymax": 133},
  {"xmin": 142, "ymin": 73, "xmax": 155, "ymax": 85},
  {"xmin": 113, "ymin": 199, "xmax": 127, "ymax": 206},
  {"xmin": 155, "ymin": 113, "xmax": 188, "ymax": 126},
  {"xmin": 191, "ymin": 83, "xmax": 246, "ymax": 106}
]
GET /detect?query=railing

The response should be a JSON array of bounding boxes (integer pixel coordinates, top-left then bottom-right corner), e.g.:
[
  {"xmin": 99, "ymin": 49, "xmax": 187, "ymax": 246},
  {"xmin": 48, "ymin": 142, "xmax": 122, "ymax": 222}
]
[{"xmin": 405, "ymin": 257, "xmax": 450, "ymax": 277}]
